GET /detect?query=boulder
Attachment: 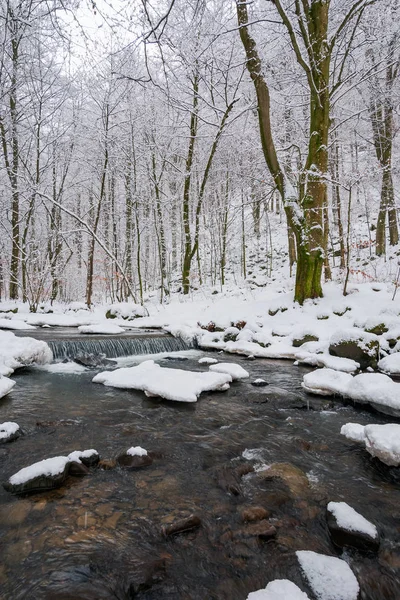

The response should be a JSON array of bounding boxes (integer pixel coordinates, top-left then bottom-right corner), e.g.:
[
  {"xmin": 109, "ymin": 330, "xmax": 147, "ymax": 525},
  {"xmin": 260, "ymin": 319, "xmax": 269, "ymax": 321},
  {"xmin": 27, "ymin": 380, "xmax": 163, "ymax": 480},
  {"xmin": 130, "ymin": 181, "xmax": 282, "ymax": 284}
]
[
  {"xmin": 292, "ymin": 334, "xmax": 319, "ymax": 348},
  {"xmin": 329, "ymin": 329, "xmax": 379, "ymax": 369},
  {"xmin": 74, "ymin": 353, "xmax": 117, "ymax": 368}
]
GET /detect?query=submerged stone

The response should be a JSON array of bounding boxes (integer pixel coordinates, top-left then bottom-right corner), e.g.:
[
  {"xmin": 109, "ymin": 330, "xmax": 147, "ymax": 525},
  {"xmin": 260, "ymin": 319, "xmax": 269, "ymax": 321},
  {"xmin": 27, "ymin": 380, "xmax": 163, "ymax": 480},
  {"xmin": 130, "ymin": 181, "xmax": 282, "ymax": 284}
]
[{"xmin": 163, "ymin": 514, "xmax": 202, "ymax": 536}]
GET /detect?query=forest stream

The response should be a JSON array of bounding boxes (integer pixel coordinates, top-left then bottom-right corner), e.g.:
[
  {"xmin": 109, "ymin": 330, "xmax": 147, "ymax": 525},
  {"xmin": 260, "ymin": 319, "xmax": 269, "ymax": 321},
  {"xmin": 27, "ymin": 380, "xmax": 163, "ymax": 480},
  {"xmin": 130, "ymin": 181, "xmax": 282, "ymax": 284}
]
[{"xmin": 0, "ymin": 346, "xmax": 399, "ymax": 599}]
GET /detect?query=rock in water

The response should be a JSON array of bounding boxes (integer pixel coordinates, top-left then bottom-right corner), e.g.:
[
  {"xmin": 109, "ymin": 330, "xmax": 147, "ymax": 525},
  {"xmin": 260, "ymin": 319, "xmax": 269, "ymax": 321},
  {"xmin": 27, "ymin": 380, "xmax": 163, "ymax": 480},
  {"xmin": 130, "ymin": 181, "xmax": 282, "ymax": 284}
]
[
  {"xmin": 163, "ymin": 514, "xmax": 201, "ymax": 536},
  {"xmin": 74, "ymin": 353, "xmax": 117, "ymax": 368},
  {"xmin": 0, "ymin": 421, "xmax": 21, "ymax": 444},
  {"xmin": 327, "ymin": 501, "xmax": 379, "ymax": 552},
  {"xmin": 117, "ymin": 446, "xmax": 153, "ymax": 469}
]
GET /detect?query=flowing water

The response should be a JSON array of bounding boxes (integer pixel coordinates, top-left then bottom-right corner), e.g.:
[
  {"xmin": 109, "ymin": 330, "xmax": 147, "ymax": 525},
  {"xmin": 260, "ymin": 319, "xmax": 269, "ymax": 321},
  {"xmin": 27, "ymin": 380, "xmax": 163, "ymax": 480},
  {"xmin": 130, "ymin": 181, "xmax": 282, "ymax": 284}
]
[{"xmin": 0, "ymin": 345, "xmax": 399, "ymax": 599}]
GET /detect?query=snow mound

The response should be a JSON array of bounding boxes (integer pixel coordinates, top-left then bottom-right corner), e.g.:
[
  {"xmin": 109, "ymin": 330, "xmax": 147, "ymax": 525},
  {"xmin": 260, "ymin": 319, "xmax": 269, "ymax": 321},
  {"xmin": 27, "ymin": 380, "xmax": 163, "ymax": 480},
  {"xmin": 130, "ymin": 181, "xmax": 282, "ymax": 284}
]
[
  {"xmin": 247, "ymin": 579, "xmax": 310, "ymax": 599},
  {"xmin": 209, "ymin": 362, "xmax": 249, "ymax": 380},
  {"xmin": 296, "ymin": 550, "xmax": 359, "ymax": 600},
  {"xmin": 0, "ymin": 376, "xmax": 16, "ymax": 399},
  {"xmin": 327, "ymin": 501, "xmax": 377, "ymax": 539},
  {"xmin": 78, "ymin": 323, "xmax": 124, "ymax": 334},
  {"xmin": 0, "ymin": 318, "xmax": 36, "ymax": 330},
  {"xmin": 302, "ymin": 369, "xmax": 353, "ymax": 396},
  {"xmin": 93, "ymin": 359, "xmax": 231, "ymax": 402}
]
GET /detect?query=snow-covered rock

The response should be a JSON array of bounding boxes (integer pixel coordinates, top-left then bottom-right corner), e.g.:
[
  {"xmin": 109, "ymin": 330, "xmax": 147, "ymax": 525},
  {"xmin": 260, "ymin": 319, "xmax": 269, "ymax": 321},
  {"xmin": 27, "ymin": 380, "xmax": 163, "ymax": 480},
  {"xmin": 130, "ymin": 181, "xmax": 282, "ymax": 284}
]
[
  {"xmin": 105, "ymin": 302, "xmax": 147, "ymax": 320},
  {"xmin": 303, "ymin": 369, "xmax": 400, "ymax": 417},
  {"xmin": 295, "ymin": 352, "xmax": 359, "ymax": 373},
  {"xmin": 302, "ymin": 369, "xmax": 353, "ymax": 396},
  {"xmin": 340, "ymin": 423, "xmax": 366, "ymax": 443},
  {"xmin": 0, "ymin": 376, "xmax": 16, "ymax": 399},
  {"xmin": 78, "ymin": 323, "xmax": 124, "ymax": 335},
  {"xmin": 209, "ymin": 362, "xmax": 249, "ymax": 380},
  {"xmin": 0, "ymin": 331, "xmax": 52, "ymax": 376},
  {"xmin": 93, "ymin": 359, "xmax": 232, "ymax": 402},
  {"xmin": 247, "ymin": 579, "xmax": 310, "ymax": 599},
  {"xmin": 198, "ymin": 357, "xmax": 219, "ymax": 365},
  {"xmin": 296, "ymin": 550, "xmax": 359, "ymax": 600},
  {"xmin": 378, "ymin": 353, "xmax": 400, "ymax": 375},
  {"xmin": 327, "ymin": 501, "xmax": 379, "ymax": 552},
  {"xmin": 117, "ymin": 446, "xmax": 152, "ymax": 469},
  {"xmin": 341, "ymin": 422, "xmax": 400, "ymax": 466},
  {"xmin": 329, "ymin": 328, "xmax": 380, "ymax": 369},
  {"xmin": 346, "ymin": 373, "xmax": 400, "ymax": 417},
  {"xmin": 0, "ymin": 421, "xmax": 21, "ymax": 443},
  {"xmin": 3, "ymin": 449, "xmax": 98, "ymax": 494},
  {"xmin": 364, "ymin": 424, "xmax": 400, "ymax": 466}
]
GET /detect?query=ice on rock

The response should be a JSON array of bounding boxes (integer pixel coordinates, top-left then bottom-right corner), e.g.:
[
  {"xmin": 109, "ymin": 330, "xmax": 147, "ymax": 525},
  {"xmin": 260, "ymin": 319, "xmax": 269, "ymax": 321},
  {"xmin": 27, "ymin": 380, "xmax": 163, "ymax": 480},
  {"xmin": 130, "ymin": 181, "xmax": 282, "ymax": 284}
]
[
  {"xmin": 296, "ymin": 550, "xmax": 359, "ymax": 600},
  {"xmin": 93, "ymin": 359, "xmax": 232, "ymax": 402},
  {"xmin": 340, "ymin": 423, "xmax": 366, "ymax": 443},
  {"xmin": 302, "ymin": 368, "xmax": 353, "ymax": 396},
  {"xmin": 327, "ymin": 501, "xmax": 378, "ymax": 539},
  {"xmin": 0, "ymin": 376, "xmax": 16, "ymax": 399},
  {"xmin": 78, "ymin": 323, "xmax": 124, "ymax": 334},
  {"xmin": 209, "ymin": 362, "xmax": 249, "ymax": 380},
  {"xmin": 247, "ymin": 579, "xmax": 310, "ymax": 599}
]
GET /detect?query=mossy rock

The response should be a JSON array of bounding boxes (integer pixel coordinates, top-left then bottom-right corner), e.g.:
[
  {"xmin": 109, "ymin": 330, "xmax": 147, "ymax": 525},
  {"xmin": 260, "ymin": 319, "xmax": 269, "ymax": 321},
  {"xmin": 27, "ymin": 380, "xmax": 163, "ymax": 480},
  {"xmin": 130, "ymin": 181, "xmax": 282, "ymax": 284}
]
[
  {"xmin": 292, "ymin": 334, "xmax": 319, "ymax": 348},
  {"xmin": 333, "ymin": 307, "xmax": 351, "ymax": 316},
  {"xmin": 105, "ymin": 310, "xmax": 116, "ymax": 319},
  {"xmin": 365, "ymin": 323, "xmax": 388, "ymax": 336},
  {"xmin": 329, "ymin": 338, "xmax": 379, "ymax": 369},
  {"xmin": 317, "ymin": 314, "xmax": 329, "ymax": 320},
  {"xmin": 0, "ymin": 308, "xmax": 18, "ymax": 314}
]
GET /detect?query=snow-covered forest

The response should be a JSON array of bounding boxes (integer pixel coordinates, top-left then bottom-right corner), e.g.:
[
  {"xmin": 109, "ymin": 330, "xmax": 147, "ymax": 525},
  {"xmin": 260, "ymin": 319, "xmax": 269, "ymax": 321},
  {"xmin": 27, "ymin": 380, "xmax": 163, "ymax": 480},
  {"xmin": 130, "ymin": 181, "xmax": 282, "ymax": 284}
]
[
  {"xmin": 1, "ymin": 3, "xmax": 400, "ymax": 599},
  {"xmin": 0, "ymin": 0, "xmax": 399, "ymax": 307}
]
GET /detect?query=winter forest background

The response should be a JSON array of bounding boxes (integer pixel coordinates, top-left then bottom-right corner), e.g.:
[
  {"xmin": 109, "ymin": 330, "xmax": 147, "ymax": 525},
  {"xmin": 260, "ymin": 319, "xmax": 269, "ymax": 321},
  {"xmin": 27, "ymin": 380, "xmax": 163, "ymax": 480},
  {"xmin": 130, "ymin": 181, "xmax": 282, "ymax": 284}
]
[{"xmin": 0, "ymin": 0, "xmax": 399, "ymax": 309}]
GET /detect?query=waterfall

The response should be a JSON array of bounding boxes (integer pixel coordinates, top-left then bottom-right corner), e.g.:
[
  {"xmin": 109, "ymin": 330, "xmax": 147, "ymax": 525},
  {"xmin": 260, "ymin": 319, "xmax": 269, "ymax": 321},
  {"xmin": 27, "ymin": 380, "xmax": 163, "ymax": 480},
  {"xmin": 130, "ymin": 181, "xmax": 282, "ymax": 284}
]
[{"xmin": 49, "ymin": 335, "xmax": 194, "ymax": 360}]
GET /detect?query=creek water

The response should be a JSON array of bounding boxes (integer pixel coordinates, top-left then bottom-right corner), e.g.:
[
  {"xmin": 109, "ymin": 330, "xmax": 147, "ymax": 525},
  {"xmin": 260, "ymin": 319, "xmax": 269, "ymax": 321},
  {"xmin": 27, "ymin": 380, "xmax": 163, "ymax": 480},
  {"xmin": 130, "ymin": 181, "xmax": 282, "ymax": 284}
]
[{"xmin": 0, "ymin": 349, "xmax": 399, "ymax": 599}]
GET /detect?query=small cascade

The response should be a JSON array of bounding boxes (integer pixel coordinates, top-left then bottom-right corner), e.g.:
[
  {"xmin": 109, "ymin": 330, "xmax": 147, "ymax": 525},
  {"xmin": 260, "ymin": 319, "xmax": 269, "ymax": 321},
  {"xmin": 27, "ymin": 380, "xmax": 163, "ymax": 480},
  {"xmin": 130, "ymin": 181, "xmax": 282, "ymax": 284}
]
[{"xmin": 49, "ymin": 335, "xmax": 194, "ymax": 360}]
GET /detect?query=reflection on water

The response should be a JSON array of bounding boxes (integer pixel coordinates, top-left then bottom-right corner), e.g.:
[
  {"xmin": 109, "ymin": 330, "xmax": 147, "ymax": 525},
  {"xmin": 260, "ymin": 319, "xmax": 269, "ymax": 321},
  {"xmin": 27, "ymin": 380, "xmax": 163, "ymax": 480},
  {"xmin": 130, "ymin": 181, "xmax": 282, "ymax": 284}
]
[{"xmin": 0, "ymin": 353, "xmax": 399, "ymax": 599}]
